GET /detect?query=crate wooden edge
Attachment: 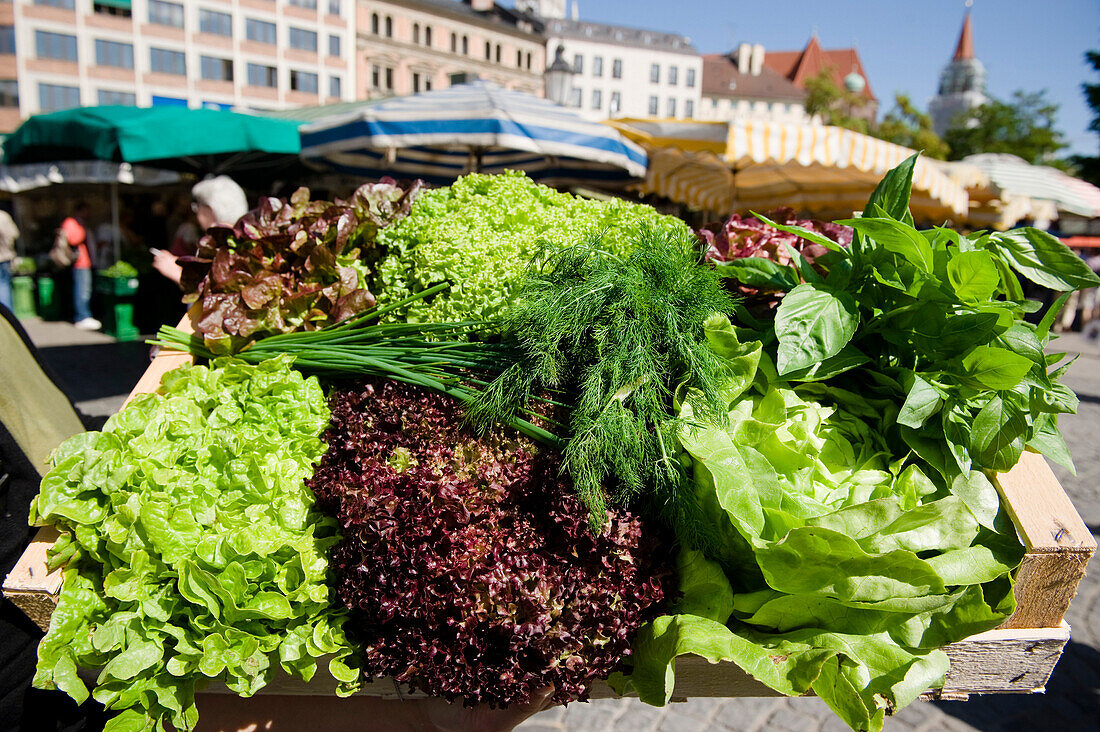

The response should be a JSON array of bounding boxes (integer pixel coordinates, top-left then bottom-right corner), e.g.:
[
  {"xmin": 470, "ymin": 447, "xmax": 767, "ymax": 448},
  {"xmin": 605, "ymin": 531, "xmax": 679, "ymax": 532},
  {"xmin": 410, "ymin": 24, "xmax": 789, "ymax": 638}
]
[{"xmin": 193, "ymin": 623, "xmax": 1068, "ymax": 701}]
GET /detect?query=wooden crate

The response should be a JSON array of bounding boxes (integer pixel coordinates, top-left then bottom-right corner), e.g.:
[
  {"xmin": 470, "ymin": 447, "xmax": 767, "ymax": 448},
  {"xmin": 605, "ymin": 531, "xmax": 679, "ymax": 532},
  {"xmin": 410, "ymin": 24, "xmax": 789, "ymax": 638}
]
[{"xmin": 3, "ymin": 316, "xmax": 1095, "ymax": 701}]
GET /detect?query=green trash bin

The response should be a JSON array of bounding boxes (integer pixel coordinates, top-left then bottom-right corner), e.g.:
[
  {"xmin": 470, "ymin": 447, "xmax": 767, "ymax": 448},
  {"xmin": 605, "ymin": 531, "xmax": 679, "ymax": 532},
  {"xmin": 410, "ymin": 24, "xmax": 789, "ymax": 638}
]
[
  {"xmin": 11, "ymin": 275, "xmax": 36, "ymax": 318},
  {"xmin": 37, "ymin": 275, "xmax": 61, "ymax": 321},
  {"xmin": 94, "ymin": 274, "xmax": 141, "ymax": 341}
]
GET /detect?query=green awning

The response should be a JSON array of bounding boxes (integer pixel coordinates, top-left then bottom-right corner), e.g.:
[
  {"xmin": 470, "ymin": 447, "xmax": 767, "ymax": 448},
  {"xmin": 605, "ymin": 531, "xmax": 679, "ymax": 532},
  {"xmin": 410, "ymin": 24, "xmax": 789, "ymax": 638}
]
[
  {"xmin": 93, "ymin": 0, "xmax": 133, "ymax": 10},
  {"xmin": 2, "ymin": 105, "xmax": 301, "ymax": 170}
]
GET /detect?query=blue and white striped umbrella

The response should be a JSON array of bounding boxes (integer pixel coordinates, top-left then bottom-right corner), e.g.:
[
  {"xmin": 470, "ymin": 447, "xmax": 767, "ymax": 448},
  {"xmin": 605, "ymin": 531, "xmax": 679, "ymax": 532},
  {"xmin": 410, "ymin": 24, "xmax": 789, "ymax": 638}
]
[{"xmin": 298, "ymin": 81, "xmax": 647, "ymax": 186}]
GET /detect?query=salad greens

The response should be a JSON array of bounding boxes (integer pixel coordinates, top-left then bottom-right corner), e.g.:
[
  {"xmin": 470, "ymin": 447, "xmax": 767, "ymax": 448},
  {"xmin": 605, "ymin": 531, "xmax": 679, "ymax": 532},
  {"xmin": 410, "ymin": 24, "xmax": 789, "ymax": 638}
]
[
  {"xmin": 613, "ymin": 317, "xmax": 1022, "ymax": 731},
  {"xmin": 374, "ymin": 171, "xmax": 692, "ymax": 323},
  {"xmin": 30, "ymin": 356, "xmax": 358, "ymax": 731}
]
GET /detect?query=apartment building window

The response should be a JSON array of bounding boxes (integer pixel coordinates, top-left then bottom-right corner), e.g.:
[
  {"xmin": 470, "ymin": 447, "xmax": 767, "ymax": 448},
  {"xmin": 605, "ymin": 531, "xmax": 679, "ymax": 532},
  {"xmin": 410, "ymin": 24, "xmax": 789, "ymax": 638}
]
[
  {"xmin": 0, "ymin": 80, "xmax": 18, "ymax": 108},
  {"xmin": 412, "ymin": 24, "xmax": 419, "ymax": 45},
  {"xmin": 201, "ymin": 55, "xmax": 233, "ymax": 81},
  {"xmin": 591, "ymin": 89, "xmax": 601, "ymax": 110},
  {"xmin": 592, "ymin": 56, "xmax": 603, "ymax": 77},
  {"xmin": 385, "ymin": 16, "xmax": 392, "ymax": 38},
  {"xmin": 668, "ymin": 66, "xmax": 678, "ymax": 85},
  {"xmin": 34, "ymin": 0, "xmax": 75, "ymax": 8},
  {"xmin": 647, "ymin": 95, "xmax": 658, "ymax": 116},
  {"xmin": 329, "ymin": 75, "xmax": 341, "ymax": 98},
  {"xmin": 569, "ymin": 87, "xmax": 582, "ymax": 108},
  {"xmin": 425, "ymin": 26, "xmax": 432, "ymax": 47},
  {"xmin": 98, "ymin": 89, "xmax": 136, "ymax": 106},
  {"xmin": 526, "ymin": 51, "xmax": 531, "ymax": 69},
  {"xmin": 572, "ymin": 53, "xmax": 583, "ymax": 74},
  {"xmin": 289, "ymin": 27, "xmax": 318, "ymax": 52},
  {"xmin": 246, "ymin": 19, "xmax": 277, "ymax": 45},
  {"xmin": 200, "ymin": 9, "xmax": 232, "ymax": 37},
  {"xmin": 148, "ymin": 0, "xmax": 184, "ymax": 28},
  {"xmin": 412, "ymin": 72, "xmax": 420, "ymax": 93},
  {"xmin": 39, "ymin": 83, "xmax": 80, "ymax": 112},
  {"xmin": 150, "ymin": 47, "xmax": 185, "ymax": 75},
  {"xmin": 328, "ymin": 34, "xmax": 340, "ymax": 57},
  {"xmin": 666, "ymin": 98, "xmax": 676, "ymax": 117},
  {"xmin": 686, "ymin": 68, "xmax": 696, "ymax": 88},
  {"xmin": 484, "ymin": 41, "xmax": 490, "ymax": 60},
  {"xmin": 328, "ymin": 0, "xmax": 341, "ymax": 16},
  {"xmin": 612, "ymin": 58, "xmax": 622, "ymax": 79},
  {"xmin": 288, "ymin": 0, "xmax": 318, "ymax": 9},
  {"xmin": 462, "ymin": 36, "xmax": 468, "ymax": 55},
  {"xmin": 371, "ymin": 13, "xmax": 379, "ymax": 34},
  {"xmin": 451, "ymin": 33, "xmax": 457, "ymax": 53},
  {"xmin": 371, "ymin": 64, "xmax": 379, "ymax": 89},
  {"xmin": 385, "ymin": 67, "xmax": 393, "ymax": 90},
  {"xmin": 247, "ymin": 63, "xmax": 277, "ymax": 87},
  {"xmin": 35, "ymin": 31, "xmax": 77, "ymax": 62},
  {"xmin": 290, "ymin": 70, "xmax": 318, "ymax": 93},
  {"xmin": 685, "ymin": 99, "xmax": 694, "ymax": 118},
  {"xmin": 649, "ymin": 63, "xmax": 659, "ymax": 83},
  {"xmin": 0, "ymin": 26, "xmax": 15, "ymax": 55},
  {"xmin": 610, "ymin": 91, "xmax": 621, "ymax": 115},
  {"xmin": 516, "ymin": 49, "xmax": 521, "ymax": 67},
  {"xmin": 495, "ymin": 44, "xmax": 501, "ymax": 62},
  {"xmin": 95, "ymin": 39, "xmax": 134, "ymax": 68},
  {"xmin": 93, "ymin": 1, "xmax": 130, "ymax": 17}
]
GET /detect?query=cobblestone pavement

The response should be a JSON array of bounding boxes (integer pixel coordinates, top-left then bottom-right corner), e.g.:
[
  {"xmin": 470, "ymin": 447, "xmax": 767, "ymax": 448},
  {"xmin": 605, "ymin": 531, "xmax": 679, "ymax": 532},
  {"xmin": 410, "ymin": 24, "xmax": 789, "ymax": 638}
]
[{"xmin": 18, "ymin": 320, "xmax": 1100, "ymax": 732}]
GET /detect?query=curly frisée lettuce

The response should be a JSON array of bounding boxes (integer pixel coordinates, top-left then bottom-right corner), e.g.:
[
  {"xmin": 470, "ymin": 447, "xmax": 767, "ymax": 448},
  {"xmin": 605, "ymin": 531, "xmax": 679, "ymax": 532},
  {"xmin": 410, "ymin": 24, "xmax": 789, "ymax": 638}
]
[
  {"xmin": 612, "ymin": 317, "xmax": 1023, "ymax": 732},
  {"xmin": 29, "ymin": 356, "xmax": 358, "ymax": 732}
]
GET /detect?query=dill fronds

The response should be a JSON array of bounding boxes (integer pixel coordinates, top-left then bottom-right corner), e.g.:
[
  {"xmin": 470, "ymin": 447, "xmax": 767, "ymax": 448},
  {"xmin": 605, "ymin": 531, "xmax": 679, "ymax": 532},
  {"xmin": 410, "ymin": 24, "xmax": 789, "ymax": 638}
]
[{"xmin": 467, "ymin": 225, "xmax": 736, "ymax": 548}]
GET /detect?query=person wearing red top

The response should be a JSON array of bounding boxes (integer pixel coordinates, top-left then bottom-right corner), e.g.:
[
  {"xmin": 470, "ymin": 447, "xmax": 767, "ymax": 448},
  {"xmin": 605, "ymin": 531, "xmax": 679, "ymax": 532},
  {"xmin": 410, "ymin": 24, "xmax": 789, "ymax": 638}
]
[{"xmin": 59, "ymin": 202, "xmax": 100, "ymax": 330}]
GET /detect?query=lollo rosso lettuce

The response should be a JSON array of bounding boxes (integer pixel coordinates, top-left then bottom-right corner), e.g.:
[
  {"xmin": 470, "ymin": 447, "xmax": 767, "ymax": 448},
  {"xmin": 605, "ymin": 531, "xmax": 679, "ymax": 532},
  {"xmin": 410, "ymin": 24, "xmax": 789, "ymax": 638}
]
[
  {"xmin": 308, "ymin": 379, "xmax": 671, "ymax": 708},
  {"xmin": 30, "ymin": 356, "xmax": 359, "ymax": 732},
  {"xmin": 181, "ymin": 179, "xmax": 422, "ymax": 354},
  {"xmin": 612, "ymin": 316, "xmax": 1023, "ymax": 732}
]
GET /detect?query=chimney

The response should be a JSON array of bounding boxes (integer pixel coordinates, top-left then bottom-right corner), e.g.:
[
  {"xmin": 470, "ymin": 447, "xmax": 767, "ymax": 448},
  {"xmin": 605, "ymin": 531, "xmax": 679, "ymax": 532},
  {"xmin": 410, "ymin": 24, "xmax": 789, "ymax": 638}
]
[
  {"xmin": 750, "ymin": 44, "xmax": 764, "ymax": 75},
  {"xmin": 470, "ymin": 0, "xmax": 494, "ymax": 11},
  {"xmin": 571, "ymin": 1, "xmax": 579, "ymax": 21},
  {"xmin": 736, "ymin": 43, "xmax": 751, "ymax": 72}
]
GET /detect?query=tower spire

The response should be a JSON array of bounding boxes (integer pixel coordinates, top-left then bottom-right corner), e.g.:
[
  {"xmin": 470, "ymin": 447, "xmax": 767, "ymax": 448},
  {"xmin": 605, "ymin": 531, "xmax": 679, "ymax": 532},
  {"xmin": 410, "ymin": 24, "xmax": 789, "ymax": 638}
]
[{"xmin": 953, "ymin": 11, "xmax": 974, "ymax": 61}]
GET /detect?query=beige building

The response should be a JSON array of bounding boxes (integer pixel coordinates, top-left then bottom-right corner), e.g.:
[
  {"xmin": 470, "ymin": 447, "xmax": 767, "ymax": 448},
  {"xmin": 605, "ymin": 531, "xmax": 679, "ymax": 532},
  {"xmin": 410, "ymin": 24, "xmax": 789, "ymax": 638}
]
[
  {"xmin": 1, "ymin": 0, "xmax": 357, "ymax": 133},
  {"xmin": 698, "ymin": 44, "xmax": 811, "ymax": 125},
  {"xmin": 356, "ymin": 0, "xmax": 546, "ymax": 99}
]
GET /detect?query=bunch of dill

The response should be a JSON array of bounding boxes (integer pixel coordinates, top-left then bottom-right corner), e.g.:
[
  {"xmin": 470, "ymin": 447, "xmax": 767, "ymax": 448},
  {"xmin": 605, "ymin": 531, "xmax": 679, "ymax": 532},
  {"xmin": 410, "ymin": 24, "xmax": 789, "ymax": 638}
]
[{"xmin": 467, "ymin": 225, "xmax": 735, "ymax": 549}]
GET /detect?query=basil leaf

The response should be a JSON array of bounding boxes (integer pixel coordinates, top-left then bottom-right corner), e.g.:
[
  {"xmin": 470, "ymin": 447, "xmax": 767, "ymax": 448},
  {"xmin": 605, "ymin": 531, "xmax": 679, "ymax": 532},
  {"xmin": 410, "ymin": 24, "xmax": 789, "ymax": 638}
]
[
  {"xmin": 959, "ymin": 345, "xmax": 1033, "ymax": 390},
  {"xmin": 774, "ymin": 283, "xmax": 860, "ymax": 375},
  {"xmin": 783, "ymin": 345, "xmax": 868, "ymax": 382},
  {"xmin": 989, "ymin": 228, "xmax": 1100, "ymax": 291},
  {"xmin": 946, "ymin": 250, "xmax": 999, "ymax": 302},
  {"xmin": 897, "ymin": 374, "xmax": 942, "ymax": 429},
  {"xmin": 713, "ymin": 256, "xmax": 800, "ymax": 291},
  {"xmin": 863, "ymin": 151, "xmax": 917, "ymax": 225},
  {"xmin": 840, "ymin": 217, "xmax": 934, "ymax": 272},
  {"xmin": 753, "ymin": 211, "xmax": 846, "ymax": 252}
]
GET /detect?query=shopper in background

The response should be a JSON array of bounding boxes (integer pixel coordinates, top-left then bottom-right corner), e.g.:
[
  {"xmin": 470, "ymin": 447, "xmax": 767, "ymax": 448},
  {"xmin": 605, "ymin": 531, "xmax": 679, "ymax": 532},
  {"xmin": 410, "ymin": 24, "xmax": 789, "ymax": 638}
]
[
  {"xmin": 59, "ymin": 202, "xmax": 99, "ymax": 331},
  {"xmin": 0, "ymin": 208, "xmax": 19, "ymax": 311},
  {"xmin": 153, "ymin": 176, "xmax": 248, "ymax": 286}
]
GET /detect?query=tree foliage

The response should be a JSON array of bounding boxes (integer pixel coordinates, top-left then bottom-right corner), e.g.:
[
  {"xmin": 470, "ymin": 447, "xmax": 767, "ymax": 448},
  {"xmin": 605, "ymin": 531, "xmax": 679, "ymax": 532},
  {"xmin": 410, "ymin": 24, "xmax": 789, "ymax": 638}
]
[
  {"xmin": 875, "ymin": 94, "xmax": 950, "ymax": 160},
  {"xmin": 944, "ymin": 90, "xmax": 1067, "ymax": 165},
  {"xmin": 1065, "ymin": 50, "xmax": 1100, "ymax": 185},
  {"xmin": 803, "ymin": 69, "xmax": 871, "ymax": 134}
]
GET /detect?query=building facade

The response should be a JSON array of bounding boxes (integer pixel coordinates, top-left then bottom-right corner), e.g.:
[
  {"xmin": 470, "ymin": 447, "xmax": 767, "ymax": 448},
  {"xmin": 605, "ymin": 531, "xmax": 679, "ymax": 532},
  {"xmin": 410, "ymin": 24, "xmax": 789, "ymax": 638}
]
[
  {"xmin": 698, "ymin": 43, "xmax": 809, "ymax": 125},
  {"xmin": 542, "ymin": 16, "xmax": 701, "ymax": 121},
  {"xmin": 929, "ymin": 12, "xmax": 986, "ymax": 136},
  {"xmin": 356, "ymin": 0, "xmax": 545, "ymax": 99},
  {"xmin": 0, "ymin": 0, "xmax": 356, "ymax": 132},
  {"xmin": 763, "ymin": 35, "xmax": 878, "ymax": 125}
]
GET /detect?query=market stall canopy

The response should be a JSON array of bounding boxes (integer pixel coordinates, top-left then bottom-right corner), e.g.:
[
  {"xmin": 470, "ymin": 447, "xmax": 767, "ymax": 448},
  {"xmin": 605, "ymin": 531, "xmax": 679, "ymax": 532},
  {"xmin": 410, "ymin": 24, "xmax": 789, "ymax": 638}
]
[
  {"xmin": 606, "ymin": 119, "xmax": 970, "ymax": 221},
  {"xmin": 0, "ymin": 160, "xmax": 180, "ymax": 193},
  {"xmin": 2, "ymin": 105, "xmax": 301, "ymax": 174},
  {"xmin": 299, "ymin": 81, "xmax": 647, "ymax": 186},
  {"xmin": 962, "ymin": 153, "xmax": 1100, "ymax": 220}
]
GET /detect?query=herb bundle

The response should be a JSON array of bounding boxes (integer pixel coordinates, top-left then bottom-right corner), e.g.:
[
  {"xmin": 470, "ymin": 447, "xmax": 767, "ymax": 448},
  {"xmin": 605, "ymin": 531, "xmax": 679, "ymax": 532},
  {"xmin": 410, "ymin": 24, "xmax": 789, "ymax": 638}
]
[{"xmin": 467, "ymin": 226, "xmax": 735, "ymax": 546}]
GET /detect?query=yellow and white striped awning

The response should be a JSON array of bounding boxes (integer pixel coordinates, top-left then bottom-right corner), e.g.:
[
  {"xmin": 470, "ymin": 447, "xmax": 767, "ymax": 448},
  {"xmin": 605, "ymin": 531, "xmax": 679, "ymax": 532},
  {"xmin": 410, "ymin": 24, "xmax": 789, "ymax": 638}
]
[{"xmin": 608, "ymin": 119, "xmax": 971, "ymax": 221}]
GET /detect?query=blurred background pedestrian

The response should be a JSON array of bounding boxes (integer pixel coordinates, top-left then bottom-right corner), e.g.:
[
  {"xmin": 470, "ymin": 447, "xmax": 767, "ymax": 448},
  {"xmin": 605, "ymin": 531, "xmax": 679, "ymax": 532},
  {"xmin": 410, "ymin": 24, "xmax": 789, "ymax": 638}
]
[
  {"xmin": 153, "ymin": 176, "xmax": 248, "ymax": 286},
  {"xmin": 0, "ymin": 206, "xmax": 20, "ymax": 311}
]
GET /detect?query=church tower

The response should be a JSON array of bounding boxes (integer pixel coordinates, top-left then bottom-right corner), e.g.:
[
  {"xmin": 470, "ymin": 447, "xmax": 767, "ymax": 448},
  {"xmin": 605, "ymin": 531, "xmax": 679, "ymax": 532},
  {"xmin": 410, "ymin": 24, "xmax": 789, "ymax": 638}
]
[{"xmin": 929, "ymin": 11, "xmax": 988, "ymax": 136}]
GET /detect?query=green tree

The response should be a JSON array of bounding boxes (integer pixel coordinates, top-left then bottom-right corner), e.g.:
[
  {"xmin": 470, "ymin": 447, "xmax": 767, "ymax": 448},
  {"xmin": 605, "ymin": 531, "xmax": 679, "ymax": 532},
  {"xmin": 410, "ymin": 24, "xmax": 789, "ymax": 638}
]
[
  {"xmin": 803, "ymin": 69, "xmax": 870, "ymax": 134},
  {"xmin": 1065, "ymin": 50, "xmax": 1099, "ymax": 185},
  {"xmin": 875, "ymin": 93, "xmax": 950, "ymax": 159},
  {"xmin": 944, "ymin": 90, "xmax": 1067, "ymax": 164}
]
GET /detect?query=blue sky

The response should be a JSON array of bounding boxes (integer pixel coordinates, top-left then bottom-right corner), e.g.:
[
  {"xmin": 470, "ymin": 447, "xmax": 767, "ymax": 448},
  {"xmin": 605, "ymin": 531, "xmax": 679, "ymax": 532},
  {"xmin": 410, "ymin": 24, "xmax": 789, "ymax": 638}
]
[{"xmin": 519, "ymin": 0, "xmax": 1100, "ymax": 156}]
